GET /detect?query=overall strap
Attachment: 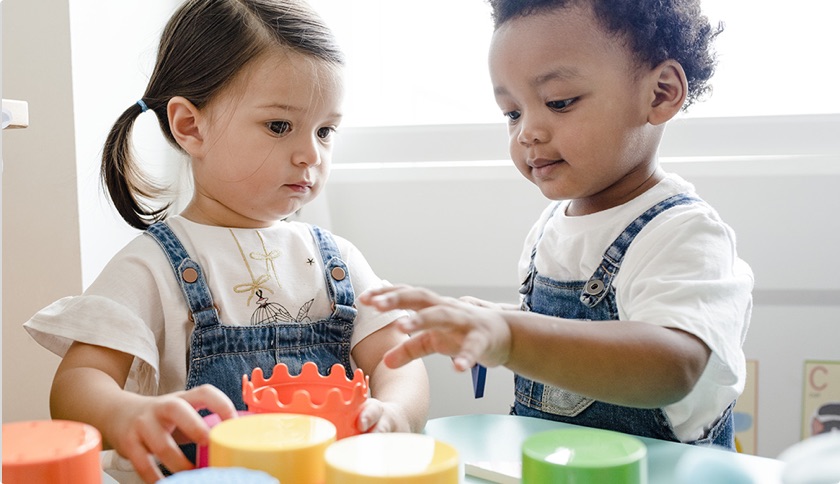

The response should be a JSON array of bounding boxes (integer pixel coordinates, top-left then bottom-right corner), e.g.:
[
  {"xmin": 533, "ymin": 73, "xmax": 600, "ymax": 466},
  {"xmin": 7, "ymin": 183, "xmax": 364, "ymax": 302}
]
[
  {"xmin": 580, "ymin": 193, "xmax": 701, "ymax": 307},
  {"xmin": 519, "ymin": 201, "xmax": 564, "ymax": 300},
  {"xmin": 309, "ymin": 225, "xmax": 356, "ymax": 321},
  {"xmin": 146, "ymin": 222, "xmax": 220, "ymax": 328}
]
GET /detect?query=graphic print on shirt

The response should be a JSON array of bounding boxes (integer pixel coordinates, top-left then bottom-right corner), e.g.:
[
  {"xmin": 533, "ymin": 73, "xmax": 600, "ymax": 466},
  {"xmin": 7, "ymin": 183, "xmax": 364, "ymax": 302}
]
[
  {"xmin": 228, "ymin": 229, "xmax": 316, "ymax": 324},
  {"xmin": 251, "ymin": 289, "xmax": 314, "ymax": 325}
]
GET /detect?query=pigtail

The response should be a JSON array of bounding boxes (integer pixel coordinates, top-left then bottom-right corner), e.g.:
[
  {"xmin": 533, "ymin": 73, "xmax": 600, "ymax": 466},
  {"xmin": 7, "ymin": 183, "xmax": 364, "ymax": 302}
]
[{"xmin": 100, "ymin": 101, "xmax": 171, "ymax": 231}]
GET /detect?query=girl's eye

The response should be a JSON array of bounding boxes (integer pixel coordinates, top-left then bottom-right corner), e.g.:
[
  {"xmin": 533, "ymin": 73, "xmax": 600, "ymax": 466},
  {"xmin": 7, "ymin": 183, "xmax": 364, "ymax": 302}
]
[
  {"xmin": 317, "ymin": 126, "xmax": 336, "ymax": 140},
  {"xmin": 547, "ymin": 98, "xmax": 576, "ymax": 111},
  {"xmin": 267, "ymin": 121, "xmax": 291, "ymax": 136},
  {"xmin": 504, "ymin": 110, "xmax": 521, "ymax": 122}
]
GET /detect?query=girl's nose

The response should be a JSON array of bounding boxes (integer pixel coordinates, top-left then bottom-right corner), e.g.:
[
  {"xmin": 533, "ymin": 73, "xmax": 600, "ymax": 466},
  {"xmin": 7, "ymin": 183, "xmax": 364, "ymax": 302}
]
[{"xmin": 291, "ymin": 137, "xmax": 321, "ymax": 166}]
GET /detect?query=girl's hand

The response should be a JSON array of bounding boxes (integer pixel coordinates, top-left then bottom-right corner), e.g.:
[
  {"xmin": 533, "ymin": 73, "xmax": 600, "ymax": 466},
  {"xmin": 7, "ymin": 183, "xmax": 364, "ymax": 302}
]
[
  {"xmin": 359, "ymin": 285, "xmax": 512, "ymax": 372},
  {"xmin": 355, "ymin": 398, "xmax": 411, "ymax": 434},
  {"xmin": 108, "ymin": 384, "xmax": 237, "ymax": 484}
]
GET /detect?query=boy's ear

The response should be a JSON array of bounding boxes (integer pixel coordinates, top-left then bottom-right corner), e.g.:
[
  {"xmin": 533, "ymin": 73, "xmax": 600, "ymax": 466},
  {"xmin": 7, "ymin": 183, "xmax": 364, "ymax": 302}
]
[
  {"xmin": 647, "ymin": 60, "xmax": 688, "ymax": 125},
  {"xmin": 168, "ymin": 96, "xmax": 204, "ymax": 155}
]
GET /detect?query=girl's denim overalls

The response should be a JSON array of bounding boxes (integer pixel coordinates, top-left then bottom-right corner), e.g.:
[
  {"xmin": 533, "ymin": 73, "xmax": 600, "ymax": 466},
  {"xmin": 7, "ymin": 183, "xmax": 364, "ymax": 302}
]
[
  {"xmin": 146, "ymin": 222, "xmax": 357, "ymax": 465},
  {"xmin": 512, "ymin": 193, "xmax": 735, "ymax": 449}
]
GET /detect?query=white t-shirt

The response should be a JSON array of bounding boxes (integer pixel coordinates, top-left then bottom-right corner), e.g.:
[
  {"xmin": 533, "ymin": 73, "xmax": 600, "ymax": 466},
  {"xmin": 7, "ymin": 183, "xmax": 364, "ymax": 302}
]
[
  {"xmin": 26, "ymin": 216, "xmax": 404, "ymax": 394},
  {"xmin": 24, "ymin": 217, "xmax": 404, "ymax": 480},
  {"xmin": 517, "ymin": 173, "xmax": 753, "ymax": 442}
]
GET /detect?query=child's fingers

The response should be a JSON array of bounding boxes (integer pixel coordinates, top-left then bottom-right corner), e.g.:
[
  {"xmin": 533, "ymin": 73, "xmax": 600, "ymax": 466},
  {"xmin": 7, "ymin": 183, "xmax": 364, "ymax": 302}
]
[
  {"xmin": 363, "ymin": 286, "xmax": 450, "ymax": 312},
  {"xmin": 182, "ymin": 384, "xmax": 239, "ymax": 421},
  {"xmin": 138, "ymin": 418, "xmax": 194, "ymax": 476},
  {"xmin": 122, "ymin": 440, "xmax": 165, "ymax": 484},
  {"xmin": 383, "ymin": 328, "xmax": 468, "ymax": 369},
  {"xmin": 356, "ymin": 399, "xmax": 384, "ymax": 432}
]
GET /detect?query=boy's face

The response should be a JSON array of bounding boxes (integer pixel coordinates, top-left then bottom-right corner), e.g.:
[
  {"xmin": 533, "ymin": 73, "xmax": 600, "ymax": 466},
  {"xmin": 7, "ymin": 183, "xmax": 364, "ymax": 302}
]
[{"xmin": 489, "ymin": 5, "xmax": 665, "ymax": 214}]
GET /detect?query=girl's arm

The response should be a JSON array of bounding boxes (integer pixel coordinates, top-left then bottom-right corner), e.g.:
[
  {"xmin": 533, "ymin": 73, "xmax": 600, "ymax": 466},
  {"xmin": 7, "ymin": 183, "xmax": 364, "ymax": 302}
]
[
  {"xmin": 351, "ymin": 320, "xmax": 430, "ymax": 433},
  {"xmin": 361, "ymin": 285, "xmax": 710, "ymax": 409},
  {"xmin": 51, "ymin": 342, "xmax": 237, "ymax": 484}
]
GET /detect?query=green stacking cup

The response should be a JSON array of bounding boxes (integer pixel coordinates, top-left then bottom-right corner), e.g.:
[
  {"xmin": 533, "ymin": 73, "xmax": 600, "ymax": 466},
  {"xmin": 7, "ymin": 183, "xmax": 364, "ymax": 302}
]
[{"xmin": 521, "ymin": 427, "xmax": 647, "ymax": 483}]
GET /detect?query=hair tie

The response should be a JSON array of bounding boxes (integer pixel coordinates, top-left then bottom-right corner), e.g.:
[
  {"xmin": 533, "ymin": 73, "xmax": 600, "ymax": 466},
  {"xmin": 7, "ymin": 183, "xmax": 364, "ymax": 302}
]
[{"xmin": 137, "ymin": 99, "xmax": 149, "ymax": 113}]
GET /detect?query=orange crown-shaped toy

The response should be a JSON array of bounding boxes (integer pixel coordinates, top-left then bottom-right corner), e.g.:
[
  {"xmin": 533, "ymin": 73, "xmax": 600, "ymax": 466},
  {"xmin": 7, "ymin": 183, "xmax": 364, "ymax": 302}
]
[{"xmin": 242, "ymin": 361, "xmax": 369, "ymax": 439}]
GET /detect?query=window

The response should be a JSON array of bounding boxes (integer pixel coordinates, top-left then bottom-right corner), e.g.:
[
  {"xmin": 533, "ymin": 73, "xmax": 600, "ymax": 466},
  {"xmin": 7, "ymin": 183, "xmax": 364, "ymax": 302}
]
[{"xmin": 310, "ymin": 0, "xmax": 840, "ymax": 128}]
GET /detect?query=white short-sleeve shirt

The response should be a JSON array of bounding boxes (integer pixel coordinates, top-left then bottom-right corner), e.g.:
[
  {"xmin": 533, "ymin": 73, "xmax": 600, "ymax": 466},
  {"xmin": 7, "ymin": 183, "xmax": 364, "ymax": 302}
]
[
  {"xmin": 518, "ymin": 174, "xmax": 753, "ymax": 442},
  {"xmin": 25, "ymin": 216, "xmax": 404, "ymax": 398}
]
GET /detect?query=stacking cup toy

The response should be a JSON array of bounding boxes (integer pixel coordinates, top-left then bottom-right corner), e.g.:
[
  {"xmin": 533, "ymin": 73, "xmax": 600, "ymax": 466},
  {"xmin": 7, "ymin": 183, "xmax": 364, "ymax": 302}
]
[
  {"xmin": 161, "ymin": 466, "xmax": 279, "ymax": 483},
  {"xmin": 195, "ymin": 410, "xmax": 253, "ymax": 468},
  {"xmin": 324, "ymin": 433, "xmax": 460, "ymax": 483},
  {"xmin": 2, "ymin": 420, "xmax": 103, "ymax": 484},
  {"xmin": 209, "ymin": 413, "xmax": 336, "ymax": 484},
  {"xmin": 243, "ymin": 361, "xmax": 368, "ymax": 439},
  {"xmin": 521, "ymin": 427, "xmax": 647, "ymax": 484}
]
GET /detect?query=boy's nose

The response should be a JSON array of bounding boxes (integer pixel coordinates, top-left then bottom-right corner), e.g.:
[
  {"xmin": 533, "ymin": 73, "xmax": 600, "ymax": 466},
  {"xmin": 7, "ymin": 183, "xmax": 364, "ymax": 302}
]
[{"xmin": 516, "ymin": 117, "xmax": 550, "ymax": 146}]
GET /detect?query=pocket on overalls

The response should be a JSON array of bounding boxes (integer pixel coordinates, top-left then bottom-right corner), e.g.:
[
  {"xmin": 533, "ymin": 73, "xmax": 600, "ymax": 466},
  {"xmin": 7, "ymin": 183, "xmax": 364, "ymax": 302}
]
[{"xmin": 541, "ymin": 385, "xmax": 596, "ymax": 417}]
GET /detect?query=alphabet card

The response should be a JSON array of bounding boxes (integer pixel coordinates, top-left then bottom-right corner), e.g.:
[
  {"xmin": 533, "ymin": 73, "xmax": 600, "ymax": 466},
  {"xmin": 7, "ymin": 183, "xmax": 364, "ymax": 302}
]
[{"xmin": 801, "ymin": 360, "xmax": 840, "ymax": 439}]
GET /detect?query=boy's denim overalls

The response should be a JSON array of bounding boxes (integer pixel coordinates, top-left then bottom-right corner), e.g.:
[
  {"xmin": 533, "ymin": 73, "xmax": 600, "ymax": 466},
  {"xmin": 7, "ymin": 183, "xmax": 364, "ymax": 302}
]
[
  {"xmin": 146, "ymin": 222, "xmax": 357, "ymax": 463},
  {"xmin": 512, "ymin": 193, "xmax": 735, "ymax": 449}
]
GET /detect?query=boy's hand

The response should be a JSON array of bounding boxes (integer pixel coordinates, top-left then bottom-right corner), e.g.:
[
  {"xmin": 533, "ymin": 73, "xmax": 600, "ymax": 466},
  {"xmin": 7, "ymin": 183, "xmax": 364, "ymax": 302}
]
[
  {"xmin": 359, "ymin": 285, "xmax": 512, "ymax": 372},
  {"xmin": 108, "ymin": 384, "xmax": 237, "ymax": 484}
]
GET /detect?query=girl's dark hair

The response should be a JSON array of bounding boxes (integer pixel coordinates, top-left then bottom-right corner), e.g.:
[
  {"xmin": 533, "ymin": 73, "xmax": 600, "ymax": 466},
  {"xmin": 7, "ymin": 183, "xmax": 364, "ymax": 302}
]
[
  {"xmin": 102, "ymin": 0, "xmax": 344, "ymax": 230},
  {"xmin": 487, "ymin": 0, "xmax": 722, "ymax": 109}
]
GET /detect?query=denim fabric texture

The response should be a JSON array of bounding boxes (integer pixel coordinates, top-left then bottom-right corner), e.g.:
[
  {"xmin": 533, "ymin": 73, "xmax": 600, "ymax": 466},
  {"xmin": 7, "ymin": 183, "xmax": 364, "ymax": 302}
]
[
  {"xmin": 514, "ymin": 194, "xmax": 735, "ymax": 449},
  {"xmin": 145, "ymin": 222, "xmax": 356, "ymax": 411}
]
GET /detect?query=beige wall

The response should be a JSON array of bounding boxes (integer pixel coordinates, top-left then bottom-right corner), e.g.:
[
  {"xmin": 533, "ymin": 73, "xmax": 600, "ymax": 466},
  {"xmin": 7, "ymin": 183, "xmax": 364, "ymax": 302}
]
[{"xmin": 2, "ymin": 0, "xmax": 80, "ymax": 422}]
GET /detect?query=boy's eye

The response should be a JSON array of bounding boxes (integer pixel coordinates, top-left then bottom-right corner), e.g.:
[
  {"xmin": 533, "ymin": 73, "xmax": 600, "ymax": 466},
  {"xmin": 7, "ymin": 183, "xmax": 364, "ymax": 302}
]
[
  {"xmin": 317, "ymin": 126, "xmax": 336, "ymax": 140},
  {"xmin": 547, "ymin": 98, "xmax": 575, "ymax": 111},
  {"xmin": 504, "ymin": 110, "xmax": 521, "ymax": 122},
  {"xmin": 267, "ymin": 121, "xmax": 291, "ymax": 136}
]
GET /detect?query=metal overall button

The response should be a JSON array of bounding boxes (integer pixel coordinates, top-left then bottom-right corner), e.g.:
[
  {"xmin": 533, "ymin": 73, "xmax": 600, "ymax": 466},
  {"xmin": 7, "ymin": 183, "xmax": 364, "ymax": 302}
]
[
  {"xmin": 181, "ymin": 267, "xmax": 199, "ymax": 283},
  {"xmin": 584, "ymin": 279, "xmax": 604, "ymax": 295},
  {"xmin": 331, "ymin": 267, "xmax": 346, "ymax": 281}
]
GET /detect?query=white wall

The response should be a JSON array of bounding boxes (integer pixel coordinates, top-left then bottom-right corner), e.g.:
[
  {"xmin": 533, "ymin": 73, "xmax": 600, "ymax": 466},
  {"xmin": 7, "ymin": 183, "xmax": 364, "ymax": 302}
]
[
  {"xmin": 2, "ymin": 0, "xmax": 79, "ymax": 423},
  {"xmin": 3, "ymin": 0, "xmax": 838, "ymax": 464},
  {"xmin": 2, "ymin": 0, "xmax": 178, "ymax": 423}
]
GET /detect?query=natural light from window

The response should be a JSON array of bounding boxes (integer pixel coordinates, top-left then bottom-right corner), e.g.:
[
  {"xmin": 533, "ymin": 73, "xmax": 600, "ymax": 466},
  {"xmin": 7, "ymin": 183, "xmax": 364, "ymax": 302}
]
[{"xmin": 310, "ymin": 0, "xmax": 840, "ymax": 128}]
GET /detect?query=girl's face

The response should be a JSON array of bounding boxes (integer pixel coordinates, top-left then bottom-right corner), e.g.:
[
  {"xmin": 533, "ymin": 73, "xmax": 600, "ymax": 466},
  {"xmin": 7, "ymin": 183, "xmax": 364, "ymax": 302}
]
[
  {"xmin": 489, "ymin": 5, "xmax": 665, "ymax": 215},
  {"xmin": 185, "ymin": 50, "xmax": 344, "ymax": 228}
]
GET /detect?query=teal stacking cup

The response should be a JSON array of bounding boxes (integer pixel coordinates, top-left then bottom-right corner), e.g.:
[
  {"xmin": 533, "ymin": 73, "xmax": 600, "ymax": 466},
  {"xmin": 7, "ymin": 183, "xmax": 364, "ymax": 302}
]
[{"xmin": 521, "ymin": 427, "xmax": 647, "ymax": 483}]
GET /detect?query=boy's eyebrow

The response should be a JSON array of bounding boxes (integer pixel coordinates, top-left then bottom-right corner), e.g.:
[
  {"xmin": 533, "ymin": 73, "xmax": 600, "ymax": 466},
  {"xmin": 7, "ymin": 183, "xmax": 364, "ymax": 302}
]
[
  {"xmin": 532, "ymin": 66, "xmax": 581, "ymax": 86},
  {"xmin": 493, "ymin": 66, "xmax": 581, "ymax": 96}
]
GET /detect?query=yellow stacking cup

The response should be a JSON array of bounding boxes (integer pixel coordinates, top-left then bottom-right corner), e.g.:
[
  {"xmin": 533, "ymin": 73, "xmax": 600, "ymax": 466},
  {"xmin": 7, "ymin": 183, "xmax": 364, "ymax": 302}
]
[
  {"xmin": 324, "ymin": 433, "xmax": 460, "ymax": 484},
  {"xmin": 209, "ymin": 413, "xmax": 336, "ymax": 484}
]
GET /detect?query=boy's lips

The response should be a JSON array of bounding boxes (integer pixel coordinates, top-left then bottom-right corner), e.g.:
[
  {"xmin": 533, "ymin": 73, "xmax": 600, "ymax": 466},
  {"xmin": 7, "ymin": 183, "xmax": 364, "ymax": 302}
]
[
  {"xmin": 528, "ymin": 157, "xmax": 561, "ymax": 169},
  {"xmin": 528, "ymin": 158, "xmax": 564, "ymax": 178}
]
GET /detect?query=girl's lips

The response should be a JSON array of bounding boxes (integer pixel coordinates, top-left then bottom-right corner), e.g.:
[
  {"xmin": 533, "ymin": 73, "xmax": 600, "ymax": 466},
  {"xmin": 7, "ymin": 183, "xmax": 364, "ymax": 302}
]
[{"xmin": 286, "ymin": 181, "xmax": 313, "ymax": 193}]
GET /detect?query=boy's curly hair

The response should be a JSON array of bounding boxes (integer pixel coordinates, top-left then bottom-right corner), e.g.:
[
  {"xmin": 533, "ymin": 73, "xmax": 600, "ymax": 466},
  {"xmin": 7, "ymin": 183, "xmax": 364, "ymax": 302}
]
[{"xmin": 488, "ymin": 0, "xmax": 723, "ymax": 108}]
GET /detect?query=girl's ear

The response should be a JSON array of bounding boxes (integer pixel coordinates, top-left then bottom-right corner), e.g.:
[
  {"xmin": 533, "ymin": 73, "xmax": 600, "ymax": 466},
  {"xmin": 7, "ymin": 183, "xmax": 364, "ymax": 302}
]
[
  {"xmin": 168, "ymin": 96, "xmax": 204, "ymax": 155},
  {"xmin": 647, "ymin": 60, "xmax": 688, "ymax": 126}
]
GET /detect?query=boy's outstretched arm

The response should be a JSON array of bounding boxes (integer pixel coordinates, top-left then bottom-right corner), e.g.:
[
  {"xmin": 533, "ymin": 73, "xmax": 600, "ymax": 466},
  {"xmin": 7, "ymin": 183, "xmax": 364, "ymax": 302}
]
[
  {"xmin": 360, "ymin": 285, "xmax": 710, "ymax": 409},
  {"xmin": 51, "ymin": 342, "xmax": 238, "ymax": 484}
]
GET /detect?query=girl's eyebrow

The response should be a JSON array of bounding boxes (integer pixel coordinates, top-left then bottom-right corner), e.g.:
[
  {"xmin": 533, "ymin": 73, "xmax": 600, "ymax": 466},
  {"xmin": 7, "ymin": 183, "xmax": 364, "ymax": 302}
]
[
  {"xmin": 259, "ymin": 103, "xmax": 303, "ymax": 112},
  {"xmin": 258, "ymin": 103, "xmax": 343, "ymax": 120}
]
